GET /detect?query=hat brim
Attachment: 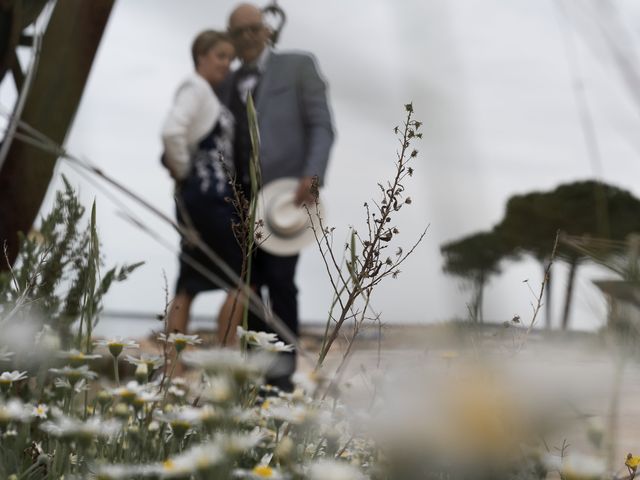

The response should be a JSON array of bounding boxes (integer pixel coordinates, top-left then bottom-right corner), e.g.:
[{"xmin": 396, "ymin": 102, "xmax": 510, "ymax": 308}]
[{"xmin": 255, "ymin": 178, "xmax": 325, "ymax": 256}]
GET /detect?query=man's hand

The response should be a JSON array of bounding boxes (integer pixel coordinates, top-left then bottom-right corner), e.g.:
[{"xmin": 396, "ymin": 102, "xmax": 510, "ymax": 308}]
[{"xmin": 294, "ymin": 176, "xmax": 318, "ymax": 206}]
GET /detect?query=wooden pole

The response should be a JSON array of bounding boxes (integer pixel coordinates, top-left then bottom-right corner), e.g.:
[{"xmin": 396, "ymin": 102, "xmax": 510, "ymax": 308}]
[{"xmin": 0, "ymin": 0, "xmax": 115, "ymax": 266}]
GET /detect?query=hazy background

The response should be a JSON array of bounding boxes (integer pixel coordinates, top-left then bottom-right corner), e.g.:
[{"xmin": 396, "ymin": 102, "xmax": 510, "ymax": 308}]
[{"xmin": 25, "ymin": 0, "xmax": 640, "ymax": 335}]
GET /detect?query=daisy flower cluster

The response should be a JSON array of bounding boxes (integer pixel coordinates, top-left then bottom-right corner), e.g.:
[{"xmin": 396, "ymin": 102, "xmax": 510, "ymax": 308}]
[{"xmin": 0, "ymin": 317, "xmax": 373, "ymax": 480}]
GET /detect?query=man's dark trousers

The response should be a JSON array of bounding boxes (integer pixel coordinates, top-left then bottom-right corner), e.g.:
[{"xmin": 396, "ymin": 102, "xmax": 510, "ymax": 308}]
[{"xmin": 248, "ymin": 250, "xmax": 299, "ymax": 392}]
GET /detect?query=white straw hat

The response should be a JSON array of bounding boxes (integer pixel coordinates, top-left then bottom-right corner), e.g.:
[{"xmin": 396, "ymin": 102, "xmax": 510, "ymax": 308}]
[{"xmin": 255, "ymin": 177, "xmax": 324, "ymax": 256}]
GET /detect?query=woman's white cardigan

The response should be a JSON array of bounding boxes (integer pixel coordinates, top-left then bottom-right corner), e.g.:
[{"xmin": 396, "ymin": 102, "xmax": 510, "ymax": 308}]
[{"xmin": 161, "ymin": 73, "xmax": 220, "ymax": 180}]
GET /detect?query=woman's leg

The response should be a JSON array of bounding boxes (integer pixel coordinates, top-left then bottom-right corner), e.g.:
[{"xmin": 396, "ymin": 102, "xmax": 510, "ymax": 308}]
[
  {"xmin": 217, "ymin": 289, "xmax": 245, "ymax": 346},
  {"xmin": 167, "ymin": 292, "xmax": 193, "ymax": 334},
  {"xmin": 164, "ymin": 292, "xmax": 193, "ymax": 378}
]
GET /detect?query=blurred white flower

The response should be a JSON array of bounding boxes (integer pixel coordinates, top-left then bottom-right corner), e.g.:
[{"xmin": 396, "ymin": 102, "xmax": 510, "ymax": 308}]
[
  {"xmin": 94, "ymin": 337, "xmax": 139, "ymax": 358},
  {"xmin": 133, "ymin": 390, "xmax": 161, "ymax": 407},
  {"xmin": 229, "ymin": 406, "xmax": 262, "ymax": 427},
  {"xmin": 49, "ymin": 365, "xmax": 97, "ymax": 384},
  {"xmin": 40, "ymin": 414, "xmax": 122, "ymax": 441},
  {"xmin": 307, "ymin": 459, "xmax": 366, "ymax": 480},
  {"xmin": 0, "ymin": 370, "xmax": 28, "ymax": 386},
  {"xmin": 544, "ymin": 453, "xmax": 606, "ymax": 480},
  {"xmin": 155, "ymin": 408, "xmax": 201, "ymax": 439},
  {"xmin": 259, "ymin": 341, "xmax": 295, "ymax": 353},
  {"xmin": 125, "ymin": 352, "xmax": 164, "ymax": 371},
  {"xmin": 292, "ymin": 371, "xmax": 323, "ymax": 394},
  {"xmin": 110, "ymin": 381, "xmax": 144, "ymax": 403},
  {"xmin": 167, "ymin": 385, "xmax": 186, "ymax": 398},
  {"xmin": 0, "ymin": 399, "xmax": 30, "ymax": 424},
  {"xmin": 274, "ymin": 436, "xmax": 294, "ymax": 462},
  {"xmin": 216, "ymin": 429, "xmax": 265, "ymax": 456},
  {"xmin": 183, "ymin": 348, "xmax": 270, "ymax": 383},
  {"xmin": 158, "ymin": 332, "xmax": 202, "ymax": 352},
  {"xmin": 237, "ymin": 326, "xmax": 278, "ymax": 344},
  {"xmin": 57, "ymin": 349, "xmax": 102, "ymax": 365},
  {"xmin": 160, "ymin": 441, "xmax": 223, "ymax": 478},
  {"xmin": 237, "ymin": 327, "xmax": 294, "ymax": 352},
  {"xmin": 34, "ymin": 325, "xmax": 61, "ymax": 351},
  {"xmin": 93, "ymin": 464, "xmax": 146, "ymax": 480},
  {"xmin": 202, "ymin": 375, "xmax": 234, "ymax": 404},
  {"xmin": 234, "ymin": 464, "xmax": 286, "ymax": 479},
  {"xmin": 0, "ymin": 348, "xmax": 14, "ymax": 362},
  {"xmin": 264, "ymin": 404, "xmax": 312, "ymax": 426},
  {"xmin": 54, "ymin": 377, "xmax": 90, "ymax": 393},
  {"xmin": 170, "ymin": 405, "xmax": 218, "ymax": 426}
]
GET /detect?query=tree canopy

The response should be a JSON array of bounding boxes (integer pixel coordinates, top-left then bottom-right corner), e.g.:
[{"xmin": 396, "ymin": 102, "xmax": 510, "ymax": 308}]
[
  {"xmin": 443, "ymin": 180, "xmax": 640, "ymax": 329},
  {"xmin": 441, "ymin": 230, "xmax": 508, "ymax": 322}
]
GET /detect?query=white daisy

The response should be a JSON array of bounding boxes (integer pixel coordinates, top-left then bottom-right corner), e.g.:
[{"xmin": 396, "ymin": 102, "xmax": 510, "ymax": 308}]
[
  {"xmin": 32, "ymin": 403, "xmax": 49, "ymax": 419},
  {"xmin": 49, "ymin": 365, "xmax": 97, "ymax": 384},
  {"xmin": 94, "ymin": 337, "xmax": 139, "ymax": 358},
  {"xmin": 237, "ymin": 327, "xmax": 294, "ymax": 352},
  {"xmin": 158, "ymin": 332, "xmax": 202, "ymax": 352},
  {"xmin": 0, "ymin": 370, "xmax": 28, "ymax": 386},
  {"xmin": 57, "ymin": 349, "xmax": 102, "ymax": 365},
  {"xmin": 125, "ymin": 352, "xmax": 164, "ymax": 371}
]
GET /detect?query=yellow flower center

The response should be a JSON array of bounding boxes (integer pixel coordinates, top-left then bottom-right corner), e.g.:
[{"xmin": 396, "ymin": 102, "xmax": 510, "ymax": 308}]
[
  {"xmin": 163, "ymin": 459, "xmax": 175, "ymax": 471},
  {"xmin": 252, "ymin": 465, "xmax": 274, "ymax": 477}
]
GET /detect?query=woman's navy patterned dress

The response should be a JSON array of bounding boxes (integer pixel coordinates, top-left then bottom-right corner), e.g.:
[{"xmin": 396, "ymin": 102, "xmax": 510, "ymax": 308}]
[{"xmin": 175, "ymin": 105, "xmax": 242, "ymax": 295}]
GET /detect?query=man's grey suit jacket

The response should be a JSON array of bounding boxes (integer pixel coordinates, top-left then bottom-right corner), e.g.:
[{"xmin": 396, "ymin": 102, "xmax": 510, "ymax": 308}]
[{"xmin": 220, "ymin": 50, "xmax": 335, "ymax": 185}]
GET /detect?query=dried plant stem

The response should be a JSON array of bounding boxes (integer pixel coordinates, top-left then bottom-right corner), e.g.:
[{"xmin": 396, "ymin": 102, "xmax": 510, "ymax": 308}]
[
  {"xmin": 315, "ymin": 107, "xmax": 422, "ymax": 368},
  {"xmin": 517, "ymin": 230, "xmax": 560, "ymax": 351}
]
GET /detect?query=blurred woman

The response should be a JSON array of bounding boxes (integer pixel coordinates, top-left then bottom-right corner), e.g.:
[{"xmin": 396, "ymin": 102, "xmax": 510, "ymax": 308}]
[{"xmin": 161, "ymin": 30, "xmax": 243, "ymax": 346}]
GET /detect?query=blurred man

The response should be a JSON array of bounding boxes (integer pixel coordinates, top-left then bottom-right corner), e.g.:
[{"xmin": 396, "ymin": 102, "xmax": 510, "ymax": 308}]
[{"xmin": 221, "ymin": 3, "xmax": 334, "ymax": 391}]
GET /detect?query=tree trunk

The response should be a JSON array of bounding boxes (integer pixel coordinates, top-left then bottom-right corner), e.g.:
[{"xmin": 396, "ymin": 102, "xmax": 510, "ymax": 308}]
[
  {"xmin": 544, "ymin": 261, "xmax": 552, "ymax": 330},
  {"xmin": 478, "ymin": 271, "xmax": 485, "ymax": 323},
  {"xmin": 561, "ymin": 259, "xmax": 579, "ymax": 330}
]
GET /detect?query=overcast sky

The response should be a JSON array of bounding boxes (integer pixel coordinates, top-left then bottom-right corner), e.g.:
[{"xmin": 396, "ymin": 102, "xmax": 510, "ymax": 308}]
[{"xmin": 26, "ymin": 0, "xmax": 640, "ymax": 334}]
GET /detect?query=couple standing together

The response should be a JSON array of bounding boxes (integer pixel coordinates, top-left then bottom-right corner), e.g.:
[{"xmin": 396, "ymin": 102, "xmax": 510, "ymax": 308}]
[{"xmin": 161, "ymin": 3, "xmax": 334, "ymax": 391}]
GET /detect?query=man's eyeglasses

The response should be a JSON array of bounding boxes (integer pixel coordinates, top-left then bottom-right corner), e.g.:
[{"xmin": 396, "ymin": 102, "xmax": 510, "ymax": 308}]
[{"xmin": 229, "ymin": 23, "xmax": 264, "ymax": 39}]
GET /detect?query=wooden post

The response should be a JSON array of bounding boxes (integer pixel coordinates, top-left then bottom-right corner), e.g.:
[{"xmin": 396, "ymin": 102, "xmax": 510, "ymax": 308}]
[{"xmin": 0, "ymin": 0, "xmax": 115, "ymax": 266}]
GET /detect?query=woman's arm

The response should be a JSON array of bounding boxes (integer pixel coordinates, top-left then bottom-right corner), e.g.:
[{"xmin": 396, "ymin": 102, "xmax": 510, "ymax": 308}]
[{"xmin": 161, "ymin": 78, "xmax": 220, "ymax": 181}]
